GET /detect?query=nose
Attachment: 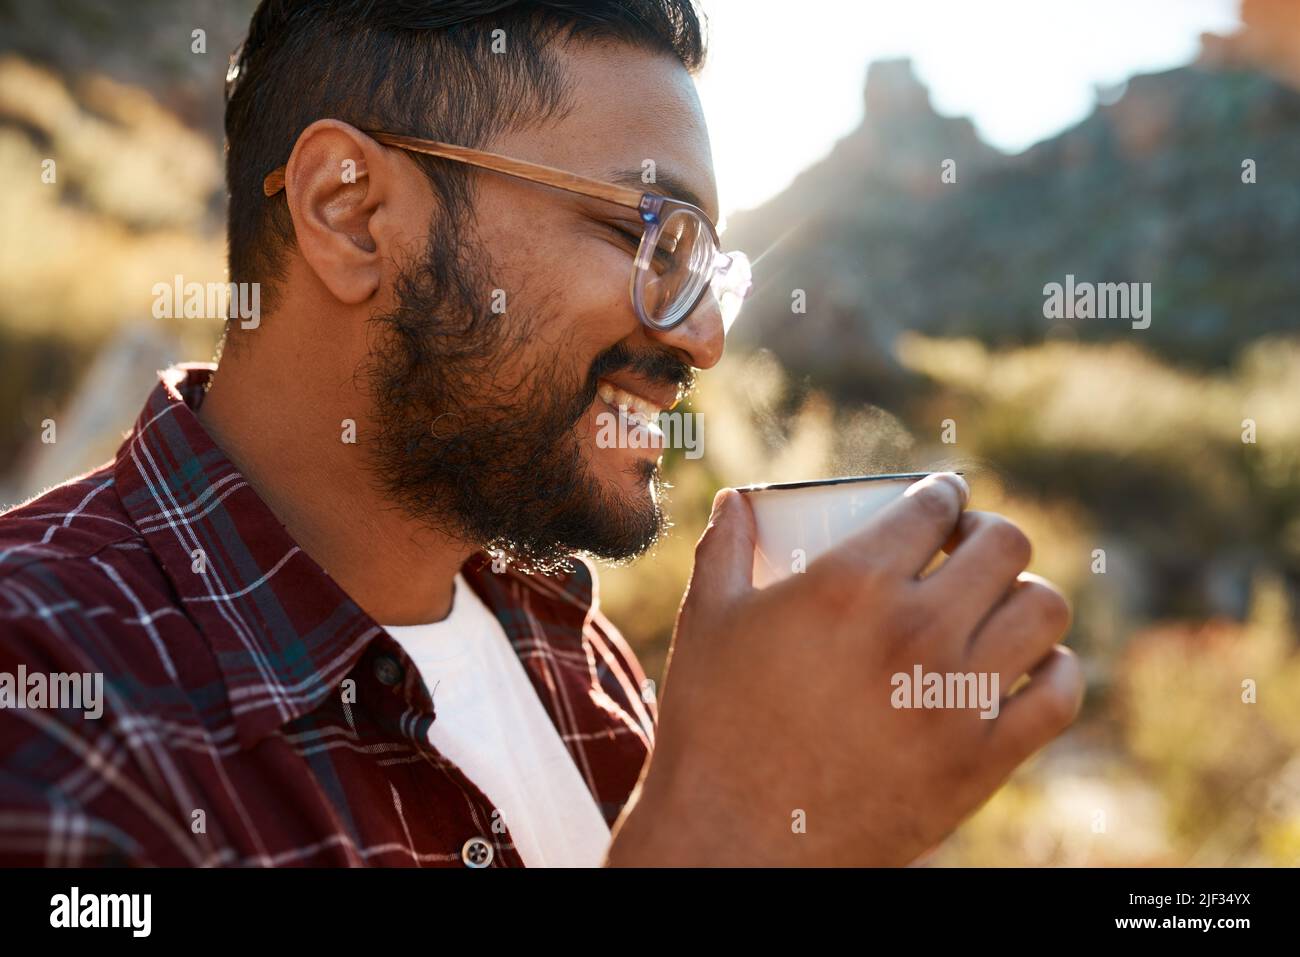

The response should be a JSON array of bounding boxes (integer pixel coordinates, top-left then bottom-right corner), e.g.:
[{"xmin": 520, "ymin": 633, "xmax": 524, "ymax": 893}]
[{"xmin": 644, "ymin": 293, "xmax": 726, "ymax": 371}]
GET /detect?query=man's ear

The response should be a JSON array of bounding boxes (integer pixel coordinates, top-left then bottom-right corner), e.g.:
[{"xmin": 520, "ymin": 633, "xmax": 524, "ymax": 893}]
[{"xmin": 281, "ymin": 119, "xmax": 412, "ymax": 306}]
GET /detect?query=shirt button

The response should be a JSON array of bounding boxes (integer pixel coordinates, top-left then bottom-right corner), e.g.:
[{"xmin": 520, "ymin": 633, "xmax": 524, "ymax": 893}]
[
  {"xmin": 461, "ymin": 836, "xmax": 494, "ymax": 868},
  {"xmin": 372, "ymin": 654, "xmax": 404, "ymax": 687}
]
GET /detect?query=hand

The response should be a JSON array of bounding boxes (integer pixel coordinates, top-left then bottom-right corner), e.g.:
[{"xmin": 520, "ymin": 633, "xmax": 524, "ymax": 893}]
[{"xmin": 607, "ymin": 473, "xmax": 1083, "ymax": 866}]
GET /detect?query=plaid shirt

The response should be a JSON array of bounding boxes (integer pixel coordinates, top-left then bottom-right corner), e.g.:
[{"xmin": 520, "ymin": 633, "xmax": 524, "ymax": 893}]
[{"xmin": 0, "ymin": 364, "xmax": 656, "ymax": 867}]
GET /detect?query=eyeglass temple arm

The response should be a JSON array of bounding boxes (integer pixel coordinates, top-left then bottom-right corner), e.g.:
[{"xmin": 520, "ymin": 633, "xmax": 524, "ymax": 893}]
[{"xmin": 262, "ymin": 131, "xmax": 646, "ymax": 209}]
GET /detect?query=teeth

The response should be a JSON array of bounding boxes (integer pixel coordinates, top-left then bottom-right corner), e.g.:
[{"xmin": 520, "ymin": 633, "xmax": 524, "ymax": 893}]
[{"xmin": 597, "ymin": 380, "xmax": 662, "ymax": 424}]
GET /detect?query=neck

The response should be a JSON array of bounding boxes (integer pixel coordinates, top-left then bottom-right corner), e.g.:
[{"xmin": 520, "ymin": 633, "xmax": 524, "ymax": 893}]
[{"xmin": 197, "ymin": 329, "xmax": 472, "ymax": 625}]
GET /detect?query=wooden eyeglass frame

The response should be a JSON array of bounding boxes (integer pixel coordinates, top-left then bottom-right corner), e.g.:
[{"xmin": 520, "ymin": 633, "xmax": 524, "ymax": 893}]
[
  {"xmin": 263, "ymin": 130, "xmax": 748, "ymax": 331},
  {"xmin": 263, "ymin": 131, "xmax": 653, "ymax": 210}
]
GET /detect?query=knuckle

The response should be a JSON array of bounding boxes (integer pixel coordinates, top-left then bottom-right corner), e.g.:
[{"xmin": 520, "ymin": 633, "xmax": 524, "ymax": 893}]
[
  {"xmin": 1024, "ymin": 581, "xmax": 1072, "ymax": 635},
  {"xmin": 691, "ymin": 528, "xmax": 730, "ymax": 573},
  {"xmin": 691, "ymin": 531, "xmax": 713, "ymax": 564},
  {"xmin": 693, "ymin": 515, "xmax": 723, "ymax": 555},
  {"xmin": 987, "ymin": 517, "xmax": 1032, "ymax": 566},
  {"xmin": 908, "ymin": 481, "xmax": 960, "ymax": 524},
  {"xmin": 1041, "ymin": 654, "xmax": 1085, "ymax": 728}
]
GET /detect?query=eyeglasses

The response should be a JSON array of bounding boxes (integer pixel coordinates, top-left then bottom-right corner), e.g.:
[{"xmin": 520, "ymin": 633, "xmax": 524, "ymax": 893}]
[{"xmin": 264, "ymin": 131, "xmax": 753, "ymax": 333}]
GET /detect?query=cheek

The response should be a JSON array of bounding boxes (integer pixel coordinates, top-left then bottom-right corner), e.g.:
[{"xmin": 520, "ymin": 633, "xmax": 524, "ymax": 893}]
[
  {"xmin": 482, "ymin": 224, "xmax": 631, "ymax": 344},
  {"xmin": 523, "ymin": 244, "xmax": 640, "ymax": 363},
  {"xmin": 473, "ymin": 195, "xmax": 641, "ymax": 384}
]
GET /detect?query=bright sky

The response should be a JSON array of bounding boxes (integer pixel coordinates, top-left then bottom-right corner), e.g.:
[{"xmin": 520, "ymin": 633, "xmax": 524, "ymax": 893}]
[{"xmin": 695, "ymin": 0, "xmax": 1243, "ymax": 217}]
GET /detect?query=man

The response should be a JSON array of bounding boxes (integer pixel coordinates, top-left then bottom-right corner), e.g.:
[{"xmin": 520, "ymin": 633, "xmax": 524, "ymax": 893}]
[{"xmin": 0, "ymin": 0, "xmax": 1082, "ymax": 866}]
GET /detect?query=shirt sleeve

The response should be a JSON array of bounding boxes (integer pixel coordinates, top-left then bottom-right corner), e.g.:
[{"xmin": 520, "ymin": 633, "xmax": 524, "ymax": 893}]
[{"xmin": 0, "ymin": 587, "xmax": 183, "ymax": 867}]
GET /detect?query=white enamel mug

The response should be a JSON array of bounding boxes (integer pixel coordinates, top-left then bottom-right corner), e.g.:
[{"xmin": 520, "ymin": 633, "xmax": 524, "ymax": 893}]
[{"xmin": 736, "ymin": 473, "xmax": 936, "ymax": 588}]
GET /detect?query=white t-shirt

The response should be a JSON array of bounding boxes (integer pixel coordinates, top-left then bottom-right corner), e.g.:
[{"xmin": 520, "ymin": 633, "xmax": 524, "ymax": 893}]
[{"xmin": 383, "ymin": 574, "xmax": 612, "ymax": 867}]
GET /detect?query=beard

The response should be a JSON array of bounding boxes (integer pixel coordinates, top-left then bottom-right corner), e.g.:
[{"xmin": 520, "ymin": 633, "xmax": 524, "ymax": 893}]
[{"xmin": 361, "ymin": 215, "xmax": 692, "ymax": 574}]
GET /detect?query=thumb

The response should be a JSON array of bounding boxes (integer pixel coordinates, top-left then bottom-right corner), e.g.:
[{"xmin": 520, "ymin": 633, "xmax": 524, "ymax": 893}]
[{"xmin": 688, "ymin": 488, "xmax": 757, "ymax": 605}]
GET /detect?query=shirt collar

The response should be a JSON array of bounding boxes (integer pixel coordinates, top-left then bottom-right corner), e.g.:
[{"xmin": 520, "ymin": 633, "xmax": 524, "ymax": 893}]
[{"xmin": 113, "ymin": 364, "xmax": 597, "ymax": 748}]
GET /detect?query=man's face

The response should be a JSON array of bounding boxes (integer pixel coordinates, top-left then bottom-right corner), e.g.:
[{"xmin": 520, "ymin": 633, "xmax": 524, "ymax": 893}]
[{"xmin": 364, "ymin": 42, "xmax": 724, "ymax": 571}]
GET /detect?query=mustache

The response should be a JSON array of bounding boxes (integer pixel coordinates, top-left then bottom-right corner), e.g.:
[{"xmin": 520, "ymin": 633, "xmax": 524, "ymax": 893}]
[{"xmin": 585, "ymin": 342, "xmax": 696, "ymax": 406}]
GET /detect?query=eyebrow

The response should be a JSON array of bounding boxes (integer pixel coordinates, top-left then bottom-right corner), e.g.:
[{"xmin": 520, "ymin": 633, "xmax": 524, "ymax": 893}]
[{"xmin": 607, "ymin": 168, "xmax": 717, "ymax": 223}]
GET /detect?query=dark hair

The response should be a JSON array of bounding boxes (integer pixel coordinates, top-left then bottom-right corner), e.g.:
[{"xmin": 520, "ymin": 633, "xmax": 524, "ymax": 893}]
[{"xmin": 223, "ymin": 0, "xmax": 707, "ymax": 319}]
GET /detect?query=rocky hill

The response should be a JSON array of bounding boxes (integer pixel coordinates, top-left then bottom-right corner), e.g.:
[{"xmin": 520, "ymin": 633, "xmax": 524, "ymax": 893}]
[{"xmin": 726, "ymin": 50, "xmax": 1300, "ymax": 402}]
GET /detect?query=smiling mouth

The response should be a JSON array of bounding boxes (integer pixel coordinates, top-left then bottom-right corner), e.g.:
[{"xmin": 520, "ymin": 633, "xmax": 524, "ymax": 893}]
[{"xmin": 596, "ymin": 379, "xmax": 667, "ymax": 437}]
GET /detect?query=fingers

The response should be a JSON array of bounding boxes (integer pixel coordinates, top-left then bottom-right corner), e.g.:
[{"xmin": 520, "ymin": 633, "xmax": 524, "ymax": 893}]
[
  {"xmin": 989, "ymin": 646, "xmax": 1084, "ymax": 773},
  {"xmin": 688, "ymin": 488, "xmax": 757, "ymax": 604},
  {"xmin": 967, "ymin": 574, "xmax": 1071, "ymax": 681},
  {"xmin": 830, "ymin": 472, "xmax": 970, "ymax": 579},
  {"xmin": 926, "ymin": 511, "xmax": 1034, "ymax": 633}
]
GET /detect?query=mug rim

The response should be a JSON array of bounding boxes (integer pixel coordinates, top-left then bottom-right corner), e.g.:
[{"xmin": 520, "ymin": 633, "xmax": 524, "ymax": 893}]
[{"xmin": 734, "ymin": 471, "xmax": 954, "ymax": 494}]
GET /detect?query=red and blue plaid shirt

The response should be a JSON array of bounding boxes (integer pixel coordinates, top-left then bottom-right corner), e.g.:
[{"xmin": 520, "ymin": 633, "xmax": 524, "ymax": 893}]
[{"xmin": 0, "ymin": 365, "xmax": 656, "ymax": 866}]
